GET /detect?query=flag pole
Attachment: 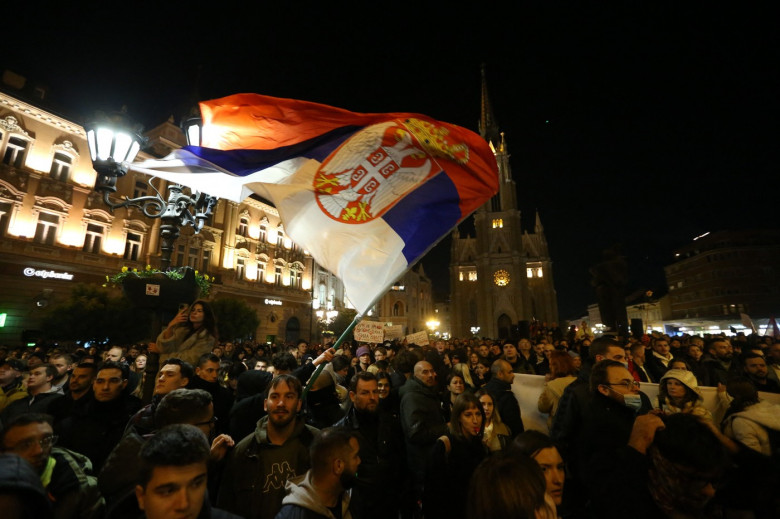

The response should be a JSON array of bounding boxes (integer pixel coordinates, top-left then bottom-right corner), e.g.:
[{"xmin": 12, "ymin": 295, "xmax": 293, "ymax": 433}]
[{"xmin": 301, "ymin": 312, "xmax": 363, "ymax": 401}]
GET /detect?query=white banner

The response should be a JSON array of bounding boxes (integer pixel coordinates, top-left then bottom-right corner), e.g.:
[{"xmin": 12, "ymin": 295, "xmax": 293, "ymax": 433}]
[
  {"xmin": 384, "ymin": 325, "xmax": 404, "ymax": 340},
  {"xmin": 511, "ymin": 373, "xmax": 780, "ymax": 434},
  {"xmin": 354, "ymin": 321, "xmax": 385, "ymax": 343},
  {"xmin": 405, "ymin": 330, "xmax": 429, "ymax": 346}
]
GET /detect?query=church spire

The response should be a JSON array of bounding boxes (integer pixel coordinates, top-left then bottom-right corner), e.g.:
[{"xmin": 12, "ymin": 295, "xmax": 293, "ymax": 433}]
[{"xmin": 479, "ymin": 64, "xmax": 501, "ymax": 148}]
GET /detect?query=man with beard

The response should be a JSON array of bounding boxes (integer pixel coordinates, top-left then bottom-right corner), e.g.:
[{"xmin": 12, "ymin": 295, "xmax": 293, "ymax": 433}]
[
  {"xmin": 335, "ymin": 372, "xmax": 406, "ymax": 519},
  {"xmin": 741, "ymin": 351, "xmax": 780, "ymax": 393},
  {"xmin": 275, "ymin": 427, "xmax": 361, "ymax": 519},
  {"xmin": 700, "ymin": 338, "xmax": 741, "ymax": 386},
  {"xmin": 217, "ymin": 374, "xmax": 320, "ymax": 519}
]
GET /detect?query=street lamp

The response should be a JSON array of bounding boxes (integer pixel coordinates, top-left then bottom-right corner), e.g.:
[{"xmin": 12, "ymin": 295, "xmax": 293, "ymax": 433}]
[
  {"xmin": 84, "ymin": 109, "xmax": 218, "ymax": 269},
  {"xmin": 426, "ymin": 319, "xmax": 440, "ymax": 335}
]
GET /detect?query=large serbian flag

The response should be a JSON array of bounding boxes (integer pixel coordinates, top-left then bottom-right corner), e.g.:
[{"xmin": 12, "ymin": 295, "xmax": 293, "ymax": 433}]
[{"xmin": 131, "ymin": 93, "xmax": 499, "ymax": 313}]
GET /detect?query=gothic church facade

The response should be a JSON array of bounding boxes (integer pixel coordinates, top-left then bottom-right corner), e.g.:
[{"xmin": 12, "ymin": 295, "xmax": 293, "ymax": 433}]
[{"xmin": 450, "ymin": 68, "xmax": 559, "ymax": 340}]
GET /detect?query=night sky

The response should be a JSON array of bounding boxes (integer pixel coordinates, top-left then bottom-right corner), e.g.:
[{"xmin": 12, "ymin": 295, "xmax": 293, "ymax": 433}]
[{"xmin": 4, "ymin": 4, "xmax": 778, "ymax": 320}]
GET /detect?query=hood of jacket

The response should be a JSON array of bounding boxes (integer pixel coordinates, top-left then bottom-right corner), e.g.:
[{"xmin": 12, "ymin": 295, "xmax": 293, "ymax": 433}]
[
  {"xmin": 659, "ymin": 369, "xmax": 702, "ymax": 400},
  {"xmin": 725, "ymin": 400, "xmax": 780, "ymax": 431},
  {"xmin": 281, "ymin": 471, "xmax": 351, "ymax": 519}
]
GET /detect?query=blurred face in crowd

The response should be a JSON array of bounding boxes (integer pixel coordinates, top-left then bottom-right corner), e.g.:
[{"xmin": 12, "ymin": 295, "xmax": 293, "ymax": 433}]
[
  {"xmin": 1, "ymin": 421, "xmax": 55, "ymax": 473},
  {"xmin": 196, "ymin": 360, "xmax": 220, "ymax": 384},
  {"xmin": 135, "ymin": 355, "xmax": 147, "ymax": 371},
  {"xmin": 478, "ymin": 393, "xmax": 494, "ymax": 423},
  {"xmin": 435, "ymin": 341, "xmax": 446, "ymax": 354},
  {"xmin": 188, "ymin": 304, "xmax": 205, "ymax": 328},
  {"xmin": 653, "ymin": 340, "xmax": 670, "ymax": 357},
  {"xmin": 350, "ymin": 378, "xmax": 380, "ymax": 413},
  {"xmin": 518, "ymin": 339, "xmax": 532, "ymax": 353},
  {"xmin": 458, "ymin": 404, "xmax": 482, "ymax": 437},
  {"xmin": 265, "ymin": 380, "xmax": 301, "ymax": 429},
  {"xmin": 155, "ymin": 364, "xmax": 189, "ymax": 396},
  {"xmin": 255, "ymin": 360, "xmax": 269, "ymax": 371},
  {"xmin": 603, "ymin": 346, "xmax": 627, "ymax": 364},
  {"xmin": 26, "ymin": 356, "xmax": 43, "ymax": 369},
  {"xmin": 503, "ymin": 343, "xmax": 518, "ymax": 362},
  {"xmin": 543, "ymin": 344, "xmax": 556, "ymax": 360},
  {"xmin": 598, "ymin": 366, "xmax": 640, "ymax": 405},
  {"xmin": 26, "ymin": 366, "xmax": 52, "ymax": 393},
  {"xmin": 448, "ymin": 375, "xmax": 465, "ymax": 396},
  {"xmin": 665, "ymin": 378, "xmax": 687, "ymax": 399},
  {"xmin": 0, "ymin": 363, "xmax": 21, "ymax": 386},
  {"xmin": 711, "ymin": 340, "xmax": 733, "ymax": 361},
  {"xmin": 135, "ymin": 462, "xmax": 208, "ymax": 519},
  {"xmin": 533, "ymin": 447, "xmax": 565, "ymax": 506},
  {"xmin": 69, "ymin": 366, "xmax": 96, "ymax": 396},
  {"xmin": 106, "ymin": 347, "xmax": 123, "ymax": 362},
  {"xmin": 475, "ymin": 362, "xmax": 489, "ymax": 378},
  {"xmin": 687, "ymin": 345, "xmax": 703, "ymax": 362},
  {"xmin": 94, "ymin": 367, "xmax": 127, "ymax": 402},
  {"xmin": 479, "ymin": 345, "xmax": 490, "ymax": 358},
  {"xmin": 670, "ymin": 360, "xmax": 688, "ymax": 371},
  {"xmin": 377, "ymin": 376, "xmax": 391, "ymax": 399},
  {"xmin": 495, "ymin": 360, "xmax": 515, "ymax": 384},
  {"xmin": 414, "ymin": 361, "xmax": 437, "ymax": 388},
  {"xmin": 770, "ymin": 344, "xmax": 780, "ymax": 365},
  {"xmin": 469, "ymin": 353, "xmax": 479, "ymax": 367},
  {"xmin": 744, "ymin": 357, "xmax": 769, "ymax": 381},
  {"xmin": 49, "ymin": 356, "xmax": 71, "ymax": 379}
]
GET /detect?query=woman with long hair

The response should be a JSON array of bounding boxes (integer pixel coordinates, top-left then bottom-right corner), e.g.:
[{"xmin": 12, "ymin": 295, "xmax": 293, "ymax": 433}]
[
  {"xmin": 441, "ymin": 371, "xmax": 467, "ymax": 422},
  {"xmin": 657, "ymin": 368, "xmax": 713, "ymax": 422},
  {"xmin": 537, "ymin": 351, "xmax": 578, "ymax": 429},
  {"xmin": 452, "ymin": 362, "xmax": 476, "ymax": 392},
  {"xmin": 154, "ymin": 299, "xmax": 218, "ymax": 366},
  {"xmin": 424, "ymin": 392, "xmax": 489, "ymax": 519},
  {"xmin": 475, "ymin": 389, "xmax": 511, "ymax": 452},
  {"xmin": 510, "ymin": 430, "xmax": 566, "ymax": 512}
]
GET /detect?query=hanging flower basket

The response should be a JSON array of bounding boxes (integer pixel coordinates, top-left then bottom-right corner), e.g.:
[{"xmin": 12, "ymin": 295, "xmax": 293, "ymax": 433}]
[{"xmin": 105, "ymin": 265, "xmax": 211, "ymax": 310}]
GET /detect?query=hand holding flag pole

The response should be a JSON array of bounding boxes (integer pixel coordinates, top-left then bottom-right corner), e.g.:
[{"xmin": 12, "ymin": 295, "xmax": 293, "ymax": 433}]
[{"xmin": 301, "ymin": 312, "xmax": 363, "ymax": 401}]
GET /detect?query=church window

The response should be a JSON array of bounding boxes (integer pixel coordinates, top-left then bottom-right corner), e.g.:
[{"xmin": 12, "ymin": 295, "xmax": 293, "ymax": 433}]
[{"xmin": 492, "ymin": 218, "xmax": 503, "ymax": 229}]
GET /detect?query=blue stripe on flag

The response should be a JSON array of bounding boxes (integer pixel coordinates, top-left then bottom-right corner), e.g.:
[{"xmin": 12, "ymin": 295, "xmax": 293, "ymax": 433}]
[
  {"xmin": 383, "ymin": 171, "xmax": 461, "ymax": 264},
  {"xmin": 185, "ymin": 126, "xmax": 359, "ymax": 176}
]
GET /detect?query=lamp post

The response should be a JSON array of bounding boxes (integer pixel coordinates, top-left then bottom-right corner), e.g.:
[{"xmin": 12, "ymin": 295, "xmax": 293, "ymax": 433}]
[{"xmin": 84, "ymin": 109, "xmax": 218, "ymax": 269}]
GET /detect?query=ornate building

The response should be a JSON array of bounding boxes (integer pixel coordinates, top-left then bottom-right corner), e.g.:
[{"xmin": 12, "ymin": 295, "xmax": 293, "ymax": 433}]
[
  {"xmin": 0, "ymin": 73, "xmax": 320, "ymax": 347},
  {"xmin": 449, "ymin": 68, "xmax": 559, "ymax": 340},
  {"xmin": 374, "ymin": 264, "xmax": 434, "ymax": 336}
]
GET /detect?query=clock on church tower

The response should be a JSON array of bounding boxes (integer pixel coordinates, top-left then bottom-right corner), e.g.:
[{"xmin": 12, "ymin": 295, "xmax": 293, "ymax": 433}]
[{"xmin": 493, "ymin": 269, "xmax": 510, "ymax": 287}]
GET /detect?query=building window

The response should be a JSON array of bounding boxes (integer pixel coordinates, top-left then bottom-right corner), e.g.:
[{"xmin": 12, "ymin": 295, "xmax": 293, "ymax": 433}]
[
  {"xmin": 393, "ymin": 302, "xmax": 404, "ymax": 316},
  {"xmin": 34, "ymin": 213, "xmax": 59, "ymax": 245},
  {"xmin": 202, "ymin": 250, "xmax": 211, "ymax": 273},
  {"xmin": 259, "ymin": 224, "xmax": 267, "ymax": 242},
  {"xmin": 275, "ymin": 264, "xmax": 283, "ymax": 286},
  {"xmin": 257, "ymin": 260, "xmax": 267, "ymax": 281},
  {"xmin": 133, "ymin": 180, "xmax": 148, "ymax": 198},
  {"xmin": 0, "ymin": 202, "xmax": 11, "ymax": 237},
  {"xmin": 289, "ymin": 268, "xmax": 302, "ymax": 289},
  {"xmin": 237, "ymin": 258, "xmax": 246, "ymax": 280},
  {"xmin": 492, "ymin": 219, "xmax": 503, "ymax": 229},
  {"xmin": 3, "ymin": 137, "xmax": 28, "ymax": 168},
  {"xmin": 277, "ymin": 228, "xmax": 285, "ymax": 247},
  {"xmin": 238, "ymin": 217, "xmax": 248, "ymax": 237},
  {"xmin": 50, "ymin": 152, "xmax": 72, "ymax": 182},
  {"xmin": 83, "ymin": 223, "xmax": 104, "ymax": 253},
  {"xmin": 124, "ymin": 232, "xmax": 142, "ymax": 261},
  {"xmin": 188, "ymin": 247, "xmax": 199, "ymax": 268}
]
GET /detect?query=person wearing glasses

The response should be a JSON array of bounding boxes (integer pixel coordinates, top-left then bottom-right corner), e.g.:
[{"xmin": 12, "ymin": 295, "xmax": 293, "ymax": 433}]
[
  {"xmin": 577, "ymin": 359, "xmax": 652, "ymax": 494},
  {"xmin": 0, "ymin": 413, "xmax": 104, "ymax": 519}
]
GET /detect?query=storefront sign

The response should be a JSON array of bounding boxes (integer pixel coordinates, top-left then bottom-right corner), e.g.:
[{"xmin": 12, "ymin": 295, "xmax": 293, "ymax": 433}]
[
  {"xmin": 23, "ymin": 267, "xmax": 74, "ymax": 281},
  {"xmin": 264, "ymin": 298, "xmax": 283, "ymax": 306}
]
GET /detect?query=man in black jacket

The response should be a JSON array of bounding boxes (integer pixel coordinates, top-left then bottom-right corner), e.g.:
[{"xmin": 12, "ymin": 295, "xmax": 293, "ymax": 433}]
[
  {"xmin": 335, "ymin": 372, "xmax": 406, "ymax": 519},
  {"xmin": 484, "ymin": 359, "xmax": 524, "ymax": 439},
  {"xmin": 399, "ymin": 360, "xmax": 447, "ymax": 508}
]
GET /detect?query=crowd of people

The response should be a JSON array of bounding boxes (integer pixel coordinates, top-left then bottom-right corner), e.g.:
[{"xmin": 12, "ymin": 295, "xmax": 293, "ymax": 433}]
[{"xmin": 1, "ymin": 306, "xmax": 779, "ymax": 518}]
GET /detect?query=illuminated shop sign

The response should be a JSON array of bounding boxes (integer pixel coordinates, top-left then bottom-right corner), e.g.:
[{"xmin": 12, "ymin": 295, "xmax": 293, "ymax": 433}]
[
  {"xmin": 23, "ymin": 267, "xmax": 74, "ymax": 281},
  {"xmin": 264, "ymin": 298, "xmax": 283, "ymax": 306}
]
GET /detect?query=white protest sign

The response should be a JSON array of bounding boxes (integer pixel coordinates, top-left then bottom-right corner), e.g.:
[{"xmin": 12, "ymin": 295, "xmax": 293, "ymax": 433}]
[
  {"xmin": 384, "ymin": 325, "xmax": 404, "ymax": 340},
  {"xmin": 354, "ymin": 321, "xmax": 385, "ymax": 343},
  {"xmin": 405, "ymin": 330, "xmax": 429, "ymax": 346}
]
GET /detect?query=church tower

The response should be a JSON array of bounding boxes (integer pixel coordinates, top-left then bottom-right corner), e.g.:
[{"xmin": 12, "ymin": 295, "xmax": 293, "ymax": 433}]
[{"xmin": 449, "ymin": 66, "xmax": 559, "ymax": 340}]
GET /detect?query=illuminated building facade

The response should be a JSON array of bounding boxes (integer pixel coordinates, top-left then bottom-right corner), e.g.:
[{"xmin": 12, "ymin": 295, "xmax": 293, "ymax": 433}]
[
  {"xmin": 374, "ymin": 264, "xmax": 434, "ymax": 337},
  {"xmin": 449, "ymin": 68, "xmax": 559, "ymax": 340},
  {"xmin": 0, "ymin": 75, "xmax": 319, "ymax": 346}
]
